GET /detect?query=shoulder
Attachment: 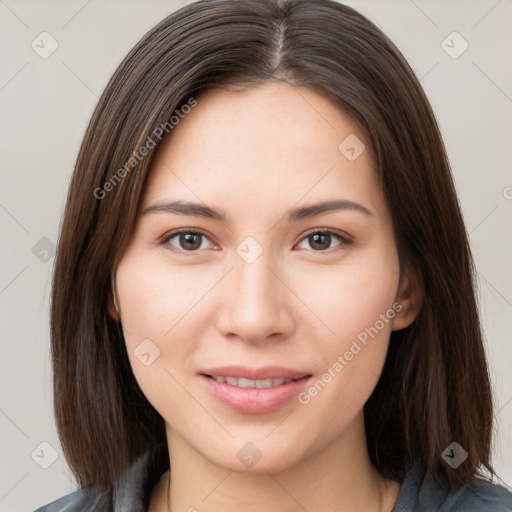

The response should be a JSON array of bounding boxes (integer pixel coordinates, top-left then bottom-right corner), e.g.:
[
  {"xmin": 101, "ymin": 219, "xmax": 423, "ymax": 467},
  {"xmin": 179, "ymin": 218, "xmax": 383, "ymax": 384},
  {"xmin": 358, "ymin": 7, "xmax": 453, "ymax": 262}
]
[
  {"xmin": 31, "ymin": 443, "xmax": 169, "ymax": 512},
  {"xmin": 446, "ymin": 478, "xmax": 512, "ymax": 512},
  {"xmin": 393, "ymin": 466, "xmax": 512, "ymax": 512},
  {"xmin": 31, "ymin": 487, "xmax": 100, "ymax": 512}
]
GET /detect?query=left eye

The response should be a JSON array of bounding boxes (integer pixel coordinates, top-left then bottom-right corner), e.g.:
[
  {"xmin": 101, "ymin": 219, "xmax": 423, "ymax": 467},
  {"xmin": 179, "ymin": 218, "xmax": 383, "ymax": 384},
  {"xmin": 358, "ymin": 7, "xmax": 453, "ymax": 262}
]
[{"xmin": 296, "ymin": 230, "xmax": 347, "ymax": 251}]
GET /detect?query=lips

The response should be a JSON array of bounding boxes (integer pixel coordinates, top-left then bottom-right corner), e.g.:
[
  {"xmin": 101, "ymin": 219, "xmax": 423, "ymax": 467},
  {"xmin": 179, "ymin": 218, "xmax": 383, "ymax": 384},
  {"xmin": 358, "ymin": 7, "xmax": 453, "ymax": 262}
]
[{"xmin": 199, "ymin": 365, "xmax": 313, "ymax": 414}]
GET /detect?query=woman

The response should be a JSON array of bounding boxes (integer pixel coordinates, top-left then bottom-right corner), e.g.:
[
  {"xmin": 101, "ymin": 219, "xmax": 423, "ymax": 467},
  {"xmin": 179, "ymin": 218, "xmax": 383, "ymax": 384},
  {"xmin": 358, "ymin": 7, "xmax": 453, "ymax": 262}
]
[{"xmin": 34, "ymin": 0, "xmax": 512, "ymax": 511}]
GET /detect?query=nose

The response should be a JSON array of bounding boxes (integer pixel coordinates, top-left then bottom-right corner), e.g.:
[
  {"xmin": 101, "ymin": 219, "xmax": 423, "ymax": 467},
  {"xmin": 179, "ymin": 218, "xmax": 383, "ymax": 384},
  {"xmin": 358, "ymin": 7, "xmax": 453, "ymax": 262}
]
[{"xmin": 216, "ymin": 249, "xmax": 295, "ymax": 344}]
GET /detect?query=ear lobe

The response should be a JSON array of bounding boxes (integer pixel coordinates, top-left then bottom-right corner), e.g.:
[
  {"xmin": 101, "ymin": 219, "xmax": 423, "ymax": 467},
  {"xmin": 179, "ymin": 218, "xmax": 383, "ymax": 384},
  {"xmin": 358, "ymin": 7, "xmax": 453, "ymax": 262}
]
[{"xmin": 392, "ymin": 264, "xmax": 423, "ymax": 331}]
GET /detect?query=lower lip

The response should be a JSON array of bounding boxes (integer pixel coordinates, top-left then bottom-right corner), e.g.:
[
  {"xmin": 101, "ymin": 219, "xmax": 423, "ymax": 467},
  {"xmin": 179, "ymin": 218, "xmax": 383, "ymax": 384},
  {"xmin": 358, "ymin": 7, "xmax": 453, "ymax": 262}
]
[{"xmin": 200, "ymin": 374, "xmax": 312, "ymax": 414}]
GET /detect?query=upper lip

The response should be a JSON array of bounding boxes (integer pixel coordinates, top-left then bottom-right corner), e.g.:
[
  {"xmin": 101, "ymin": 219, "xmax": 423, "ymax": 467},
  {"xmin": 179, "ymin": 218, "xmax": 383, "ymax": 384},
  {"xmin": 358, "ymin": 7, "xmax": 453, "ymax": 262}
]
[{"xmin": 200, "ymin": 365, "xmax": 312, "ymax": 381}]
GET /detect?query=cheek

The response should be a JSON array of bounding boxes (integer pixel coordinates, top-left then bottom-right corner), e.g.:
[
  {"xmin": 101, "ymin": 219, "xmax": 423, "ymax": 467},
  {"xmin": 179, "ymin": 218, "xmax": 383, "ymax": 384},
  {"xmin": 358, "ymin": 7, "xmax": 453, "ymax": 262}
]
[
  {"xmin": 303, "ymin": 247, "xmax": 400, "ymax": 345},
  {"xmin": 114, "ymin": 252, "xmax": 206, "ymax": 405},
  {"xmin": 294, "ymin": 247, "xmax": 400, "ymax": 411},
  {"xmin": 116, "ymin": 251, "xmax": 203, "ymax": 341}
]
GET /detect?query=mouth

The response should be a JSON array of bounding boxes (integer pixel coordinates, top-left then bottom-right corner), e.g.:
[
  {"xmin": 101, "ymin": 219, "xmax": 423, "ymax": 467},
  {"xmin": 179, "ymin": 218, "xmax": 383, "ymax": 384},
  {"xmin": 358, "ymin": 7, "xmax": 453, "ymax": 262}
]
[{"xmin": 198, "ymin": 366, "xmax": 313, "ymax": 414}]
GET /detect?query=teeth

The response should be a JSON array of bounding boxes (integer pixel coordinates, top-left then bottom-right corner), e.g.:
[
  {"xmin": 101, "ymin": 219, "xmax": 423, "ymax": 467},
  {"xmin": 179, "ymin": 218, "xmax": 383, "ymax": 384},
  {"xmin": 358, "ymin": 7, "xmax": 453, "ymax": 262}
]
[{"xmin": 210, "ymin": 376, "xmax": 293, "ymax": 388}]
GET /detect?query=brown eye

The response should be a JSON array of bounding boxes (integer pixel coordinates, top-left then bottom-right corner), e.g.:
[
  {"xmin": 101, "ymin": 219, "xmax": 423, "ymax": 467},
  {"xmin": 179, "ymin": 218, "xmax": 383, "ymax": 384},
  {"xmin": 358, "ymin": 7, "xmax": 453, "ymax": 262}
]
[
  {"xmin": 162, "ymin": 230, "xmax": 215, "ymax": 252},
  {"xmin": 178, "ymin": 232, "xmax": 203, "ymax": 250},
  {"xmin": 296, "ymin": 230, "xmax": 350, "ymax": 252}
]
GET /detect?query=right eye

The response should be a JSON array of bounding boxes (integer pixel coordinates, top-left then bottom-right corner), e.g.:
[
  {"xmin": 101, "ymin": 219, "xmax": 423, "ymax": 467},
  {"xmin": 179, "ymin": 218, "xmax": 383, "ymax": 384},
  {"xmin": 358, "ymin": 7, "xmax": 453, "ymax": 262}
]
[{"xmin": 161, "ymin": 229, "xmax": 217, "ymax": 253}]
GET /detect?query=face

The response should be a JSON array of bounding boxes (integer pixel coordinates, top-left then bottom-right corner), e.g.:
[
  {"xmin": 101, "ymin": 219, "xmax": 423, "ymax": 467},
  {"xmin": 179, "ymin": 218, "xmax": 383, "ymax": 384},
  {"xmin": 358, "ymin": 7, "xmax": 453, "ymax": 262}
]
[{"xmin": 112, "ymin": 81, "xmax": 418, "ymax": 473}]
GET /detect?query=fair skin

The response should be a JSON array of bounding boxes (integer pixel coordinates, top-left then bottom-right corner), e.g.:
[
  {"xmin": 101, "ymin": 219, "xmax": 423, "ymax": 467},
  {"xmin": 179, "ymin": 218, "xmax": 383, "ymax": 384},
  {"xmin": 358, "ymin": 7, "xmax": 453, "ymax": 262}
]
[{"xmin": 110, "ymin": 80, "xmax": 422, "ymax": 512}]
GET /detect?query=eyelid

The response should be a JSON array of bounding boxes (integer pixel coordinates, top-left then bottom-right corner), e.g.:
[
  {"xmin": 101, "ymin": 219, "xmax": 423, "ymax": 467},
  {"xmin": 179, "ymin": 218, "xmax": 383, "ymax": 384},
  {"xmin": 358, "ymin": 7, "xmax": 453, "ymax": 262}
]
[{"xmin": 298, "ymin": 227, "xmax": 353, "ymax": 243}]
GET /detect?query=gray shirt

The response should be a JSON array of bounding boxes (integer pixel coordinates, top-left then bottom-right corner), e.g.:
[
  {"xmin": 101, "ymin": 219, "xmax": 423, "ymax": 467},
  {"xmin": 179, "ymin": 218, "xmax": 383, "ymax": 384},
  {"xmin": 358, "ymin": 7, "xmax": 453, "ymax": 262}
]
[{"xmin": 33, "ymin": 443, "xmax": 512, "ymax": 511}]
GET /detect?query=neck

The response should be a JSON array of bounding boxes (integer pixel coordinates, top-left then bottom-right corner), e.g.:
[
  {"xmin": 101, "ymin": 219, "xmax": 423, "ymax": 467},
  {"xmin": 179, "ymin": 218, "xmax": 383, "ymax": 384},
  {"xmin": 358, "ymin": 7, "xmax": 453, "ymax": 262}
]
[{"xmin": 153, "ymin": 412, "xmax": 400, "ymax": 512}]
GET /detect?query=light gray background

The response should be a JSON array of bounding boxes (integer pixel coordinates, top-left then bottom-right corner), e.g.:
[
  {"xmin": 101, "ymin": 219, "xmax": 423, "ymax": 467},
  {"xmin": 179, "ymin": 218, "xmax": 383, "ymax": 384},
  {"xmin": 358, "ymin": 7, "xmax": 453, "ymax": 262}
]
[{"xmin": 1, "ymin": 0, "xmax": 511, "ymax": 510}]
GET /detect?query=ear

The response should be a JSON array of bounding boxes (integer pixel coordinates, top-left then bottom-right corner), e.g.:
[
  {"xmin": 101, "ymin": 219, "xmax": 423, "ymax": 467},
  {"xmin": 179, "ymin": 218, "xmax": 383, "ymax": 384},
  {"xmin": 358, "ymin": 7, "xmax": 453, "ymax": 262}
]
[
  {"xmin": 107, "ymin": 278, "xmax": 120, "ymax": 322},
  {"xmin": 392, "ymin": 263, "xmax": 423, "ymax": 331}
]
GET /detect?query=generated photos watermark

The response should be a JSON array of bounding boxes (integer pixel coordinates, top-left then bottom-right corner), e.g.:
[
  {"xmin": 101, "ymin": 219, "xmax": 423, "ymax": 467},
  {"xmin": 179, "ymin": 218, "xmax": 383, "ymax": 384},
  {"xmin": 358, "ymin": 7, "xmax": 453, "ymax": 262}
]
[
  {"xmin": 298, "ymin": 301, "xmax": 403, "ymax": 405},
  {"xmin": 93, "ymin": 97, "xmax": 197, "ymax": 200}
]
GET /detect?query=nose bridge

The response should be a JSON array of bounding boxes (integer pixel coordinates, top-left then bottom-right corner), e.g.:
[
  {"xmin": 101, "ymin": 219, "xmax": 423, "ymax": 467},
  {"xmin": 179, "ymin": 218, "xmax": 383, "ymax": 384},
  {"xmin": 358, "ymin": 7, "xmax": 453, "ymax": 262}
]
[
  {"xmin": 234, "ymin": 234, "xmax": 276, "ymax": 298},
  {"xmin": 236, "ymin": 252, "xmax": 274, "ymax": 305},
  {"xmin": 218, "ymin": 238, "xmax": 291, "ymax": 341}
]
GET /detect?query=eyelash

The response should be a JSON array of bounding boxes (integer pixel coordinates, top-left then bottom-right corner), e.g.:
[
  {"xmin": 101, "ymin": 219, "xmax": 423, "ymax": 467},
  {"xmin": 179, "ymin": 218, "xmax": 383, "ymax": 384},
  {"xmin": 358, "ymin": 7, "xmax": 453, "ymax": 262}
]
[{"xmin": 159, "ymin": 228, "xmax": 352, "ymax": 255}]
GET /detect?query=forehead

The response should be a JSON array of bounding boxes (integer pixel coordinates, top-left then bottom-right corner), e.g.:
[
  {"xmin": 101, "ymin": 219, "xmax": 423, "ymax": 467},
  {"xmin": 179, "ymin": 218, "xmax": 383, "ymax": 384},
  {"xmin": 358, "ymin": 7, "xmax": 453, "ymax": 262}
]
[{"xmin": 141, "ymin": 81, "xmax": 386, "ymax": 222}]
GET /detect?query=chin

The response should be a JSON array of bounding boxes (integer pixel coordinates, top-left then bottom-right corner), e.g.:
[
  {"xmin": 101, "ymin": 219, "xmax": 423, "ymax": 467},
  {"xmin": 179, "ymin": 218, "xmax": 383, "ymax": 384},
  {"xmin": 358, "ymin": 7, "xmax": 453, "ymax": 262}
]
[{"xmin": 201, "ymin": 434, "xmax": 312, "ymax": 475}]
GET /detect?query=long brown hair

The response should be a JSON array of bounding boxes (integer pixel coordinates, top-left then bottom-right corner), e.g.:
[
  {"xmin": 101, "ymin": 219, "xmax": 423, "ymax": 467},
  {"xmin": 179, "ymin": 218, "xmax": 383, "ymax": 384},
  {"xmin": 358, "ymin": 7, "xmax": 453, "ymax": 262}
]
[{"xmin": 51, "ymin": 0, "xmax": 495, "ymax": 492}]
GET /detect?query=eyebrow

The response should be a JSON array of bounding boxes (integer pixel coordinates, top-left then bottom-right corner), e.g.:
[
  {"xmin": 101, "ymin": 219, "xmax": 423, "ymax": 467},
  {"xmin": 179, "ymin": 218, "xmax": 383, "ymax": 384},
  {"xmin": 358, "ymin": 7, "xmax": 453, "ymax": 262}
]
[{"xmin": 143, "ymin": 199, "xmax": 373, "ymax": 222}]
